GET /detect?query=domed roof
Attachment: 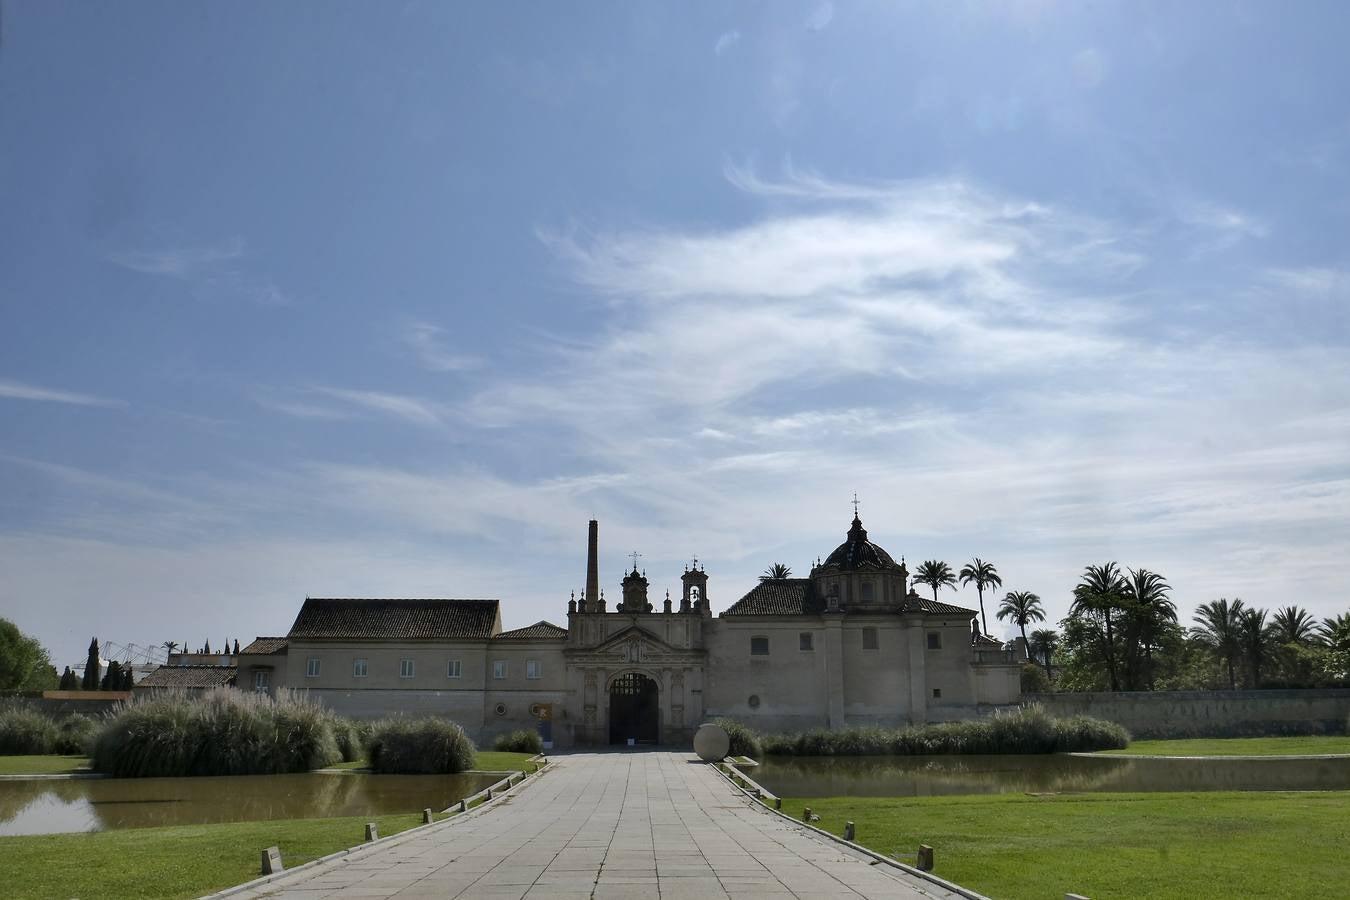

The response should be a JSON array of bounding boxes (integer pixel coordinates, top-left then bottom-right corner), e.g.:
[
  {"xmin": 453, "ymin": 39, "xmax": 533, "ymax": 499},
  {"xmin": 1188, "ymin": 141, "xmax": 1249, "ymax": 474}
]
[{"xmin": 820, "ymin": 516, "xmax": 900, "ymax": 571}]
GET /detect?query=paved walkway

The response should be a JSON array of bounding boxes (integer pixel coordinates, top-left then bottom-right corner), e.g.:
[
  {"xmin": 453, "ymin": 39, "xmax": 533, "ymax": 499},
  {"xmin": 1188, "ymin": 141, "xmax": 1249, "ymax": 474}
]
[{"xmin": 227, "ymin": 752, "xmax": 965, "ymax": 900}]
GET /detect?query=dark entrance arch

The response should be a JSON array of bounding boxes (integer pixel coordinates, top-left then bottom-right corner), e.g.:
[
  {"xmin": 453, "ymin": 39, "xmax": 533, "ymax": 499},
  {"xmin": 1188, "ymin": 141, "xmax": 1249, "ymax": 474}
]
[{"xmin": 608, "ymin": 672, "xmax": 659, "ymax": 745}]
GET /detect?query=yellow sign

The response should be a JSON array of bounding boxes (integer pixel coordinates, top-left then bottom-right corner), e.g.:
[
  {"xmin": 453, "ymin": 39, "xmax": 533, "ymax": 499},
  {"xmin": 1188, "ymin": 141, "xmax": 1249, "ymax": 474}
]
[{"xmin": 530, "ymin": 703, "xmax": 552, "ymax": 720}]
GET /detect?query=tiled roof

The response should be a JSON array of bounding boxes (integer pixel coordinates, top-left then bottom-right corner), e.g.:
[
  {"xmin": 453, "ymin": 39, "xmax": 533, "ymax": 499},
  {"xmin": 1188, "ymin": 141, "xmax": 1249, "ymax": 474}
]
[
  {"xmin": 136, "ymin": 665, "xmax": 237, "ymax": 689},
  {"xmin": 722, "ymin": 579, "xmax": 822, "ymax": 616},
  {"xmin": 974, "ymin": 633, "xmax": 1004, "ymax": 646},
  {"xmin": 494, "ymin": 621, "xmax": 568, "ymax": 640},
  {"xmin": 900, "ymin": 594, "xmax": 976, "ymax": 616},
  {"xmin": 239, "ymin": 637, "xmax": 288, "ymax": 655},
  {"xmin": 288, "ymin": 598, "xmax": 500, "ymax": 640}
]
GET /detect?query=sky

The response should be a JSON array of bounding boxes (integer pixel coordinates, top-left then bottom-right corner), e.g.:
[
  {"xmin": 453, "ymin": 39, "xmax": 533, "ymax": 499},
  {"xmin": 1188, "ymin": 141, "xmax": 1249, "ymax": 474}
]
[{"xmin": 1, "ymin": 1, "xmax": 1348, "ymax": 669}]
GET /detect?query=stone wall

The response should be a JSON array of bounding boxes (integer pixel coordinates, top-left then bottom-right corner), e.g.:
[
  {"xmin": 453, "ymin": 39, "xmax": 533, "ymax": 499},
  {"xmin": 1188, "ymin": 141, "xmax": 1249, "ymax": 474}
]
[
  {"xmin": 1024, "ymin": 689, "xmax": 1350, "ymax": 738},
  {"xmin": 9, "ymin": 691, "xmax": 131, "ymax": 716}
]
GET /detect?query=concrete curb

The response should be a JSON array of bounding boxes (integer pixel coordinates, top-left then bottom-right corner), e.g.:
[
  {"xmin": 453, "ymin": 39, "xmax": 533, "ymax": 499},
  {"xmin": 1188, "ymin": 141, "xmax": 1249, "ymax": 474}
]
[
  {"xmin": 0, "ymin": 772, "xmax": 105, "ymax": 781},
  {"xmin": 199, "ymin": 756, "xmax": 552, "ymax": 899},
  {"xmin": 1075, "ymin": 751, "xmax": 1350, "ymax": 760},
  {"xmin": 710, "ymin": 760, "xmax": 990, "ymax": 900}
]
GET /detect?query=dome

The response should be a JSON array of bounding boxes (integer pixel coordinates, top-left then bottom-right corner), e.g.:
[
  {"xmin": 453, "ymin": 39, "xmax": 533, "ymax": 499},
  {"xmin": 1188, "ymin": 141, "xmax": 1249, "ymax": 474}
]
[{"xmin": 820, "ymin": 516, "xmax": 900, "ymax": 571}]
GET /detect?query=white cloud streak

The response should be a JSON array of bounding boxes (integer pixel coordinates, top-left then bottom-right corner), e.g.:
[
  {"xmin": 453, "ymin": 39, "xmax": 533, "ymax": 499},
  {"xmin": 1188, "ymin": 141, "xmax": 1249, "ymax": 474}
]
[{"xmin": 0, "ymin": 379, "xmax": 122, "ymax": 407}]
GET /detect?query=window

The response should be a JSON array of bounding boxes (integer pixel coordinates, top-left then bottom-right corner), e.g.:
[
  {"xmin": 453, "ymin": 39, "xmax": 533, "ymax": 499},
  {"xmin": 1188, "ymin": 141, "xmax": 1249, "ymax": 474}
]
[
  {"xmin": 399, "ymin": 658, "xmax": 415, "ymax": 679},
  {"xmin": 447, "ymin": 659, "xmax": 461, "ymax": 679},
  {"xmin": 253, "ymin": 670, "xmax": 270, "ymax": 693},
  {"xmin": 493, "ymin": 660, "xmax": 507, "ymax": 679},
  {"xmin": 860, "ymin": 581, "xmax": 875, "ymax": 604},
  {"xmin": 799, "ymin": 632, "xmax": 814, "ymax": 651},
  {"xmin": 862, "ymin": 627, "xmax": 879, "ymax": 650},
  {"xmin": 352, "ymin": 658, "xmax": 368, "ymax": 678},
  {"xmin": 927, "ymin": 632, "xmax": 942, "ymax": 650},
  {"xmin": 305, "ymin": 657, "xmax": 320, "ymax": 678},
  {"xmin": 932, "ymin": 688, "xmax": 942, "ymax": 699},
  {"xmin": 750, "ymin": 636, "xmax": 770, "ymax": 656},
  {"xmin": 526, "ymin": 659, "xmax": 541, "ymax": 680}
]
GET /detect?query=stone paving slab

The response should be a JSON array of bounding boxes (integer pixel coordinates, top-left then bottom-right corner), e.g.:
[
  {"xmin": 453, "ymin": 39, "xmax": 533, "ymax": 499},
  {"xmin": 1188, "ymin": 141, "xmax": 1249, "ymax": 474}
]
[{"xmin": 221, "ymin": 751, "xmax": 966, "ymax": 900}]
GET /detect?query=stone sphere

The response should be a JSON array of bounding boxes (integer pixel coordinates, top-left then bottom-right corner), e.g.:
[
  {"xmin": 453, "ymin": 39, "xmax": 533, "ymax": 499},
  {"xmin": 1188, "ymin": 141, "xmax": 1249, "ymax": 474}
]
[{"xmin": 693, "ymin": 722, "xmax": 730, "ymax": 761}]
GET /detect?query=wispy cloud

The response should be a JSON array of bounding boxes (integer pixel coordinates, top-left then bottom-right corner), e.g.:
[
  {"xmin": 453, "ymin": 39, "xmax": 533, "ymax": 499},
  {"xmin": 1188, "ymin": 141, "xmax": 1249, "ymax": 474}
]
[
  {"xmin": 714, "ymin": 31, "xmax": 741, "ymax": 56},
  {"xmin": 1264, "ymin": 266, "xmax": 1349, "ymax": 296},
  {"xmin": 311, "ymin": 387, "xmax": 447, "ymax": 428},
  {"xmin": 0, "ymin": 378, "xmax": 122, "ymax": 407},
  {"xmin": 399, "ymin": 322, "xmax": 481, "ymax": 372},
  {"xmin": 106, "ymin": 238, "xmax": 245, "ymax": 276}
]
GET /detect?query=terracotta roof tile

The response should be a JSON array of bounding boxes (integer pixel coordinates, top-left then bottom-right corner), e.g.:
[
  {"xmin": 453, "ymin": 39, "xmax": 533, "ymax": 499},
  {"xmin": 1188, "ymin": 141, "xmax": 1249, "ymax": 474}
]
[
  {"xmin": 722, "ymin": 579, "xmax": 822, "ymax": 616},
  {"xmin": 900, "ymin": 594, "xmax": 977, "ymax": 616},
  {"xmin": 493, "ymin": 621, "xmax": 568, "ymax": 640},
  {"xmin": 136, "ymin": 665, "xmax": 237, "ymax": 689},
  {"xmin": 287, "ymin": 598, "xmax": 499, "ymax": 640},
  {"xmin": 239, "ymin": 637, "xmax": 288, "ymax": 655}
]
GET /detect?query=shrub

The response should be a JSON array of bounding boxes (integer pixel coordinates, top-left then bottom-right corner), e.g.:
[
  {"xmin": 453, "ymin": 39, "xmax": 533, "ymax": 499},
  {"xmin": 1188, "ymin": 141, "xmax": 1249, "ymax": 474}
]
[
  {"xmin": 330, "ymin": 716, "xmax": 367, "ymax": 763},
  {"xmin": 368, "ymin": 717, "xmax": 475, "ymax": 774},
  {"xmin": 0, "ymin": 707, "xmax": 57, "ymax": 755},
  {"xmin": 713, "ymin": 718, "xmax": 764, "ymax": 759},
  {"xmin": 53, "ymin": 713, "xmax": 97, "ymax": 755},
  {"xmin": 493, "ymin": 729, "xmax": 544, "ymax": 754},
  {"xmin": 758, "ymin": 705, "xmax": 1128, "ymax": 757},
  {"xmin": 90, "ymin": 688, "xmax": 341, "ymax": 777}
]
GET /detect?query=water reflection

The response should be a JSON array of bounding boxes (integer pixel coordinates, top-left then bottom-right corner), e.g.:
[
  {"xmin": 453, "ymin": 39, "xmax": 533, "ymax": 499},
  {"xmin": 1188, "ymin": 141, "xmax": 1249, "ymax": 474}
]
[
  {"xmin": 754, "ymin": 754, "xmax": 1350, "ymax": 798},
  {"xmin": 0, "ymin": 772, "xmax": 497, "ymax": 836}
]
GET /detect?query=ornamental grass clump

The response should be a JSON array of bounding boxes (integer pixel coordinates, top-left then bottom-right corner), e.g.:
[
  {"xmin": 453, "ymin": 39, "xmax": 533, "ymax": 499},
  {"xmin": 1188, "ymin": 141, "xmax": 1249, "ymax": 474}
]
[
  {"xmin": 493, "ymin": 728, "xmax": 544, "ymax": 754},
  {"xmin": 758, "ymin": 705, "xmax": 1128, "ymax": 756},
  {"xmin": 713, "ymin": 718, "xmax": 763, "ymax": 759},
  {"xmin": 90, "ymin": 688, "xmax": 341, "ymax": 777},
  {"xmin": 53, "ymin": 713, "xmax": 97, "ymax": 755},
  {"xmin": 367, "ymin": 716, "xmax": 475, "ymax": 774},
  {"xmin": 0, "ymin": 706, "xmax": 58, "ymax": 755},
  {"xmin": 329, "ymin": 716, "xmax": 368, "ymax": 763}
]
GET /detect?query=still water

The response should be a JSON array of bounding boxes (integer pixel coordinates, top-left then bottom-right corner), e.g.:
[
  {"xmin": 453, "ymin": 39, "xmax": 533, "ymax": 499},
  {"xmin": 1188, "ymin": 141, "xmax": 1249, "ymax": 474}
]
[
  {"xmin": 753, "ymin": 754, "xmax": 1350, "ymax": 798},
  {"xmin": 0, "ymin": 772, "xmax": 497, "ymax": 836}
]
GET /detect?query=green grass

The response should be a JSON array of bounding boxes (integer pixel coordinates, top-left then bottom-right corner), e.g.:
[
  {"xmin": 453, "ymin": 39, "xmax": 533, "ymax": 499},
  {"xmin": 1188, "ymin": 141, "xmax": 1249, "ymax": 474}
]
[
  {"xmin": 0, "ymin": 755, "xmax": 90, "ymax": 775},
  {"xmin": 0, "ymin": 811, "xmax": 436, "ymax": 900},
  {"xmin": 783, "ymin": 791, "xmax": 1350, "ymax": 899},
  {"xmin": 1095, "ymin": 736, "xmax": 1350, "ymax": 757},
  {"xmin": 319, "ymin": 750, "xmax": 536, "ymax": 773}
]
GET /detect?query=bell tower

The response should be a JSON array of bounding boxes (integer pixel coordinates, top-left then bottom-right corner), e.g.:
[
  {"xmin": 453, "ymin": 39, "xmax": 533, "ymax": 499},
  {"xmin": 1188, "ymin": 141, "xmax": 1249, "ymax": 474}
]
[
  {"xmin": 681, "ymin": 560, "xmax": 710, "ymax": 616},
  {"xmin": 620, "ymin": 553, "xmax": 650, "ymax": 613}
]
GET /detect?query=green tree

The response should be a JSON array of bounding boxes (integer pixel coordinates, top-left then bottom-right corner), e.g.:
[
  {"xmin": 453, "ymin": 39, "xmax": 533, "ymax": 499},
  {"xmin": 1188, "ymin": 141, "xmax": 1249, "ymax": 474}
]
[
  {"xmin": 100, "ymin": 660, "xmax": 123, "ymax": 691},
  {"xmin": 1121, "ymin": 568, "xmax": 1175, "ymax": 691},
  {"xmin": 1240, "ymin": 607, "xmax": 1274, "ymax": 688},
  {"xmin": 1191, "ymin": 598, "xmax": 1246, "ymax": 689},
  {"xmin": 1028, "ymin": 628, "xmax": 1058, "ymax": 682},
  {"xmin": 1319, "ymin": 613, "xmax": 1350, "ymax": 652},
  {"xmin": 761, "ymin": 563, "xmax": 792, "ymax": 580},
  {"xmin": 81, "ymin": 637, "xmax": 101, "ymax": 690},
  {"xmin": 1070, "ymin": 562, "xmax": 1127, "ymax": 691},
  {"xmin": 0, "ymin": 618, "xmax": 58, "ymax": 691},
  {"xmin": 1272, "ymin": 606, "xmax": 1318, "ymax": 645},
  {"xmin": 912, "ymin": 560, "xmax": 957, "ymax": 604},
  {"xmin": 996, "ymin": 591, "xmax": 1045, "ymax": 658},
  {"xmin": 959, "ymin": 558, "xmax": 1002, "ymax": 635},
  {"xmin": 58, "ymin": 666, "xmax": 79, "ymax": 690}
]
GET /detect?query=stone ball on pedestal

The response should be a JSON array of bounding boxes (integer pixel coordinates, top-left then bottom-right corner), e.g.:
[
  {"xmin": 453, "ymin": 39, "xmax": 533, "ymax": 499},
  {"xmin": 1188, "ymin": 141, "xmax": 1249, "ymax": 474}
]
[{"xmin": 693, "ymin": 722, "xmax": 730, "ymax": 761}]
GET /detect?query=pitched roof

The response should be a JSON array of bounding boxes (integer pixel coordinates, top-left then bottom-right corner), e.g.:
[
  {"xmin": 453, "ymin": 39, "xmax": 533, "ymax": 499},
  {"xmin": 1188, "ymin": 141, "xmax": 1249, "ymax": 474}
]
[
  {"xmin": 239, "ymin": 637, "xmax": 288, "ymax": 655},
  {"xmin": 288, "ymin": 598, "xmax": 500, "ymax": 640},
  {"xmin": 974, "ymin": 633, "xmax": 1004, "ymax": 646},
  {"xmin": 722, "ymin": 579, "xmax": 823, "ymax": 616},
  {"xmin": 900, "ymin": 594, "xmax": 977, "ymax": 616},
  {"xmin": 136, "ymin": 665, "xmax": 237, "ymax": 689},
  {"xmin": 494, "ymin": 621, "xmax": 568, "ymax": 640}
]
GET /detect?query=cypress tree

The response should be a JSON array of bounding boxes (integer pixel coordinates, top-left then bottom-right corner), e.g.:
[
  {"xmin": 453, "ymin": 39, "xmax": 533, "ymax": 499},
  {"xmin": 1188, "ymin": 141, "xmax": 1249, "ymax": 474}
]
[
  {"xmin": 121, "ymin": 666, "xmax": 134, "ymax": 690},
  {"xmin": 101, "ymin": 660, "xmax": 121, "ymax": 691},
  {"xmin": 233, "ymin": 639, "xmax": 240, "ymax": 655},
  {"xmin": 204, "ymin": 639, "xmax": 210, "ymax": 654},
  {"xmin": 82, "ymin": 637, "xmax": 100, "ymax": 690}
]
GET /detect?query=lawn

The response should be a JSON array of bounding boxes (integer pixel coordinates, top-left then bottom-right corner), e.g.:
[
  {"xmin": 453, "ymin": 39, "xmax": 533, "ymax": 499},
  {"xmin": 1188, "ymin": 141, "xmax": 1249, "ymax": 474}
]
[
  {"xmin": 0, "ymin": 811, "xmax": 432, "ymax": 900},
  {"xmin": 0, "ymin": 755, "xmax": 90, "ymax": 776},
  {"xmin": 1095, "ymin": 736, "xmax": 1350, "ymax": 757},
  {"xmin": 321, "ymin": 750, "xmax": 536, "ymax": 773},
  {"xmin": 782, "ymin": 791, "xmax": 1350, "ymax": 899}
]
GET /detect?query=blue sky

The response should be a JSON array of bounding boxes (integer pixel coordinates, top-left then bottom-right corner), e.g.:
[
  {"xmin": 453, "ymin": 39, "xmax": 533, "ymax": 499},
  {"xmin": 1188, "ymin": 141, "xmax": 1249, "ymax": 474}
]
[{"xmin": 2, "ymin": 1, "xmax": 1348, "ymax": 667}]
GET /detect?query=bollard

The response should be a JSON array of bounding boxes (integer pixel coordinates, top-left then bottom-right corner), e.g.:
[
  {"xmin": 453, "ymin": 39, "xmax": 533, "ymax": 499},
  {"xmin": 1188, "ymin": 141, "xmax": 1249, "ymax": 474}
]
[
  {"xmin": 364, "ymin": 822, "xmax": 378, "ymax": 842},
  {"xmin": 1065, "ymin": 895, "xmax": 1091, "ymax": 900},
  {"xmin": 260, "ymin": 846, "xmax": 283, "ymax": 876},
  {"xmin": 774, "ymin": 797, "xmax": 782, "ymax": 810},
  {"xmin": 917, "ymin": 844, "xmax": 934, "ymax": 872},
  {"xmin": 802, "ymin": 806, "xmax": 812, "ymax": 823},
  {"xmin": 844, "ymin": 821, "xmax": 855, "ymax": 842},
  {"xmin": 459, "ymin": 799, "xmax": 468, "ymax": 813},
  {"xmin": 486, "ymin": 788, "xmax": 493, "ymax": 801},
  {"xmin": 422, "ymin": 808, "xmax": 433, "ymax": 825}
]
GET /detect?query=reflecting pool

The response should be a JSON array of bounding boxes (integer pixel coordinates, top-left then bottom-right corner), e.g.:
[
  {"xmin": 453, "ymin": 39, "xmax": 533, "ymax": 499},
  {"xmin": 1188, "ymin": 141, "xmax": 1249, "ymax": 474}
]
[
  {"xmin": 753, "ymin": 754, "xmax": 1350, "ymax": 798},
  {"xmin": 0, "ymin": 772, "xmax": 498, "ymax": 836}
]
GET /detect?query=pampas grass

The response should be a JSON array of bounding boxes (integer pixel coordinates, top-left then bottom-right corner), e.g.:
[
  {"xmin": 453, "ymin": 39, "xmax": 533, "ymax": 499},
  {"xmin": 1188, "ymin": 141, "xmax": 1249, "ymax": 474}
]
[
  {"xmin": 492, "ymin": 729, "xmax": 544, "ymax": 754},
  {"xmin": 367, "ymin": 717, "xmax": 475, "ymax": 774}
]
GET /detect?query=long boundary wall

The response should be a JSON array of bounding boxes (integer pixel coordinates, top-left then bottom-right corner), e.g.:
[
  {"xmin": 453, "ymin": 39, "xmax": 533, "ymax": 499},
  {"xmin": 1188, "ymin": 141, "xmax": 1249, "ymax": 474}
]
[{"xmin": 1024, "ymin": 689, "xmax": 1350, "ymax": 738}]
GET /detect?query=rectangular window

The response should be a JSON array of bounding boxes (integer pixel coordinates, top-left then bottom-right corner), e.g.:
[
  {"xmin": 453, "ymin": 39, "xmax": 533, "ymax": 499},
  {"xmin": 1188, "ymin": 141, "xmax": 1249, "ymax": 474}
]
[
  {"xmin": 493, "ymin": 660, "xmax": 507, "ymax": 679},
  {"xmin": 253, "ymin": 670, "xmax": 270, "ymax": 692},
  {"xmin": 305, "ymin": 657, "xmax": 321, "ymax": 678},
  {"xmin": 862, "ymin": 627, "xmax": 879, "ymax": 650},
  {"xmin": 932, "ymin": 688, "xmax": 942, "ymax": 699},
  {"xmin": 860, "ymin": 581, "xmax": 875, "ymax": 604},
  {"xmin": 750, "ymin": 636, "xmax": 770, "ymax": 656},
  {"xmin": 799, "ymin": 632, "xmax": 814, "ymax": 651},
  {"xmin": 927, "ymin": 632, "xmax": 942, "ymax": 650},
  {"xmin": 526, "ymin": 659, "xmax": 541, "ymax": 680},
  {"xmin": 447, "ymin": 659, "xmax": 461, "ymax": 679},
  {"xmin": 399, "ymin": 658, "xmax": 414, "ymax": 679},
  {"xmin": 352, "ymin": 658, "xmax": 368, "ymax": 678}
]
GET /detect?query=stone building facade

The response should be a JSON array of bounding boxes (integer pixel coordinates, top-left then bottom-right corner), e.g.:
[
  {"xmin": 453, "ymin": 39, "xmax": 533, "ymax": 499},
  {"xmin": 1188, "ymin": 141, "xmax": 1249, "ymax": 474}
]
[{"xmin": 242, "ymin": 514, "xmax": 1020, "ymax": 747}]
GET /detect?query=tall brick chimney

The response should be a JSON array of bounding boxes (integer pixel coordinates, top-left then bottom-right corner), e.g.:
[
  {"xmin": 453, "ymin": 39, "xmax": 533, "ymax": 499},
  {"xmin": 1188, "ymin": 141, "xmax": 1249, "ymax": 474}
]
[{"xmin": 585, "ymin": 519, "xmax": 599, "ymax": 613}]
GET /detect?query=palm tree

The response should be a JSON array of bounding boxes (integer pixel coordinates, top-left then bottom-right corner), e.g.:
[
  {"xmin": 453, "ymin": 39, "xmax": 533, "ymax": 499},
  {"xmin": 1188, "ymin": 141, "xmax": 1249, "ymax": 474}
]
[
  {"xmin": 1122, "ymin": 568, "xmax": 1175, "ymax": 691},
  {"xmin": 912, "ymin": 560, "xmax": 957, "ymax": 604},
  {"xmin": 1028, "ymin": 628, "xmax": 1058, "ymax": 681},
  {"xmin": 1271, "ymin": 606, "xmax": 1317, "ymax": 646},
  {"xmin": 1070, "ymin": 562, "xmax": 1126, "ymax": 691},
  {"xmin": 1318, "ymin": 613, "xmax": 1350, "ymax": 652},
  {"xmin": 162, "ymin": 640, "xmax": 179, "ymax": 655},
  {"xmin": 1240, "ymin": 607, "xmax": 1274, "ymax": 688},
  {"xmin": 761, "ymin": 563, "xmax": 792, "ymax": 580},
  {"xmin": 1191, "ymin": 598, "xmax": 1246, "ymax": 689},
  {"xmin": 996, "ymin": 591, "xmax": 1045, "ymax": 658},
  {"xmin": 959, "ymin": 558, "xmax": 1002, "ymax": 635}
]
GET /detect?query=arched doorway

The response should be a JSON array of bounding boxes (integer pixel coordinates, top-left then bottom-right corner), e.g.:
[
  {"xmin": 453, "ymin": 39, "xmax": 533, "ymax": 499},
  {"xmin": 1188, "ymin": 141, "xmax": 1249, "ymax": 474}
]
[{"xmin": 608, "ymin": 672, "xmax": 659, "ymax": 745}]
